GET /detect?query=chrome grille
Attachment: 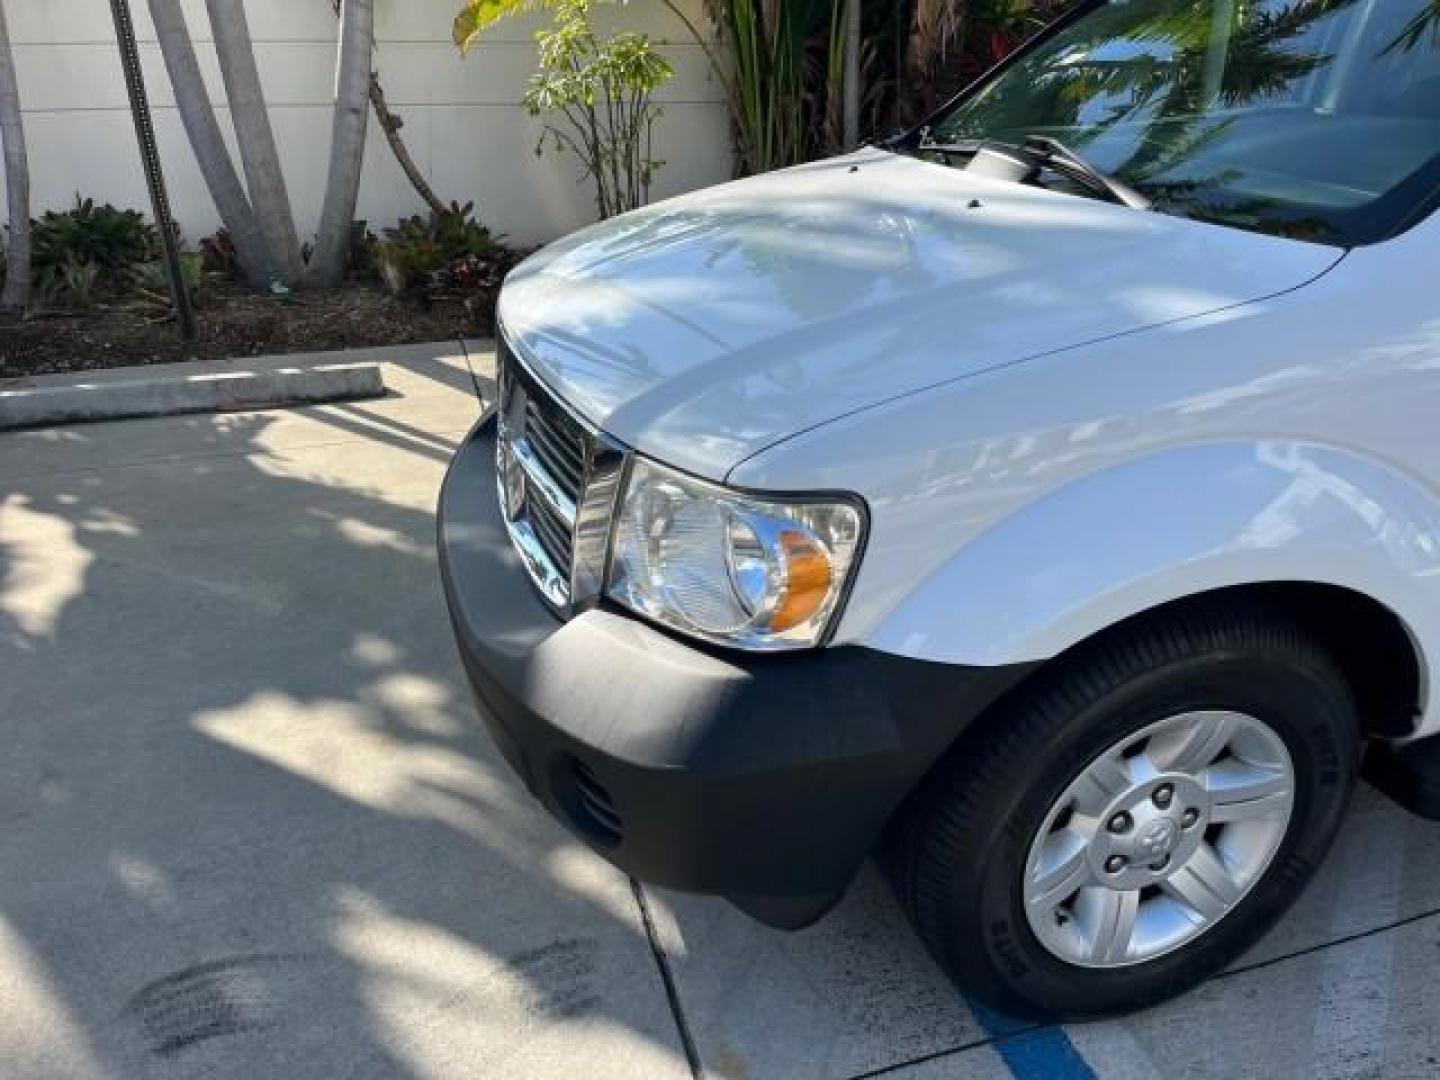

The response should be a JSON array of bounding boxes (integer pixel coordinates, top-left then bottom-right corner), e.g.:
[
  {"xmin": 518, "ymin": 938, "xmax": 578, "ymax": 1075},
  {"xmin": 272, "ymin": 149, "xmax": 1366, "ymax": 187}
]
[
  {"xmin": 495, "ymin": 332, "xmax": 627, "ymax": 613},
  {"xmin": 529, "ymin": 493, "xmax": 574, "ymax": 571},
  {"xmin": 525, "ymin": 396, "xmax": 586, "ymax": 498}
]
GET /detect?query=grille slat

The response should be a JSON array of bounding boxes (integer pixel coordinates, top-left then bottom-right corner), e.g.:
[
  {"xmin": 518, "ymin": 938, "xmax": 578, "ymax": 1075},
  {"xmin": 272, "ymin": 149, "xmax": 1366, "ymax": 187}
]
[
  {"xmin": 529, "ymin": 497, "xmax": 574, "ymax": 570},
  {"xmin": 525, "ymin": 400, "xmax": 586, "ymax": 495},
  {"xmin": 527, "ymin": 393, "xmax": 586, "ymax": 462},
  {"xmin": 526, "ymin": 395, "xmax": 585, "ymax": 463}
]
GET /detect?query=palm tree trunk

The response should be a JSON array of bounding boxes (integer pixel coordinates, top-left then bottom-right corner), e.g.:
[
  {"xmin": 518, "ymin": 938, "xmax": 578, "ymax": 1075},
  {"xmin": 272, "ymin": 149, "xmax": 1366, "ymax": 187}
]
[
  {"xmin": 325, "ymin": 0, "xmax": 445, "ymax": 217},
  {"xmin": 0, "ymin": 0, "xmax": 31, "ymax": 311},
  {"xmin": 844, "ymin": 0, "xmax": 862, "ymax": 149},
  {"xmin": 309, "ymin": 0, "xmax": 375, "ymax": 287},
  {"xmin": 146, "ymin": 0, "xmax": 271, "ymax": 291},
  {"xmin": 206, "ymin": 0, "xmax": 304, "ymax": 285}
]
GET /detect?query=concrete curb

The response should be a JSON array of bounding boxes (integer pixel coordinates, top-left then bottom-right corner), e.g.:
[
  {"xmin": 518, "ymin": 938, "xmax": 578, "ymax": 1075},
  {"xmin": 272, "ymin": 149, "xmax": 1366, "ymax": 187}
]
[{"xmin": 0, "ymin": 362, "xmax": 387, "ymax": 432}]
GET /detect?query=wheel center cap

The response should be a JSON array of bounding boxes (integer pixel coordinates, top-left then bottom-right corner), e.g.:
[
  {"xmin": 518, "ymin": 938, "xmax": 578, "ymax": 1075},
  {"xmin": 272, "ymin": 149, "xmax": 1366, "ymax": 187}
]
[
  {"xmin": 1088, "ymin": 773, "xmax": 1212, "ymax": 884},
  {"xmin": 1136, "ymin": 818, "xmax": 1180, "ymax": 859}
]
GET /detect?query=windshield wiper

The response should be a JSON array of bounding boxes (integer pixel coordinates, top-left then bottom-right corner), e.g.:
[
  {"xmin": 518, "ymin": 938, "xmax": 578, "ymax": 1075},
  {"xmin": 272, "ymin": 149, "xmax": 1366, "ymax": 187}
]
[
  {"xmin": 916, "ymin": 132, "xmax": 1151, "ymax": 211},
  {"xmin": 1023, "ymin": 135, "xmax": 1151, "ymax": 210}
]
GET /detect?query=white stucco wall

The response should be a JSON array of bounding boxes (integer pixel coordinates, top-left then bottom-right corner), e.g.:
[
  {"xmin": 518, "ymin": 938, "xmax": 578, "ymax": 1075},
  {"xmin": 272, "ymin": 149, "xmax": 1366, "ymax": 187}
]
[{"xmin": 3, "ymin": 0, "xmax": 732, "ymax": 248}]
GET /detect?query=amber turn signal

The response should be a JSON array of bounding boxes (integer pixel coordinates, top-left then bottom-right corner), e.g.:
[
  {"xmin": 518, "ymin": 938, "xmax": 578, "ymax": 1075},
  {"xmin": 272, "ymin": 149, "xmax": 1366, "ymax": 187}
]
[{"xmin": 771, "ymin": 530, "xmax": 834, "ymax": 633}]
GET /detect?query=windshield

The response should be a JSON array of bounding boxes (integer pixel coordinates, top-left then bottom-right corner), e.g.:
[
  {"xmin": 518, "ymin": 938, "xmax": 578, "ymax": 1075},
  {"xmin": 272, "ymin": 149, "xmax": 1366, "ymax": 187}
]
[{"xmin": 924, "ymin": 0, "xmax": 1440, "ymax": 245}]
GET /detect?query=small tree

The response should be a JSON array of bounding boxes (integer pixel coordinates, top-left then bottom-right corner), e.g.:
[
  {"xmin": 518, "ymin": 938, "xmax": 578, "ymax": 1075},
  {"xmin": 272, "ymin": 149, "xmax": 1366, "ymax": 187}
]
[
  {"xmin": 525, "ymin": 0, "xmax": 674, "ymax": 218},
  {"xmin": 456, "ymin": 0, "xmax": 674, "ymax": 220}
]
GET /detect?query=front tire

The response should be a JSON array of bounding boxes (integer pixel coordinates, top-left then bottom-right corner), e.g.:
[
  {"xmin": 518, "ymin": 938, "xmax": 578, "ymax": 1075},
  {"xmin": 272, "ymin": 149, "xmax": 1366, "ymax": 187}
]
[{"xmin": 891, "ymin": 602, "xmax": 1359, "ymax": 1019}]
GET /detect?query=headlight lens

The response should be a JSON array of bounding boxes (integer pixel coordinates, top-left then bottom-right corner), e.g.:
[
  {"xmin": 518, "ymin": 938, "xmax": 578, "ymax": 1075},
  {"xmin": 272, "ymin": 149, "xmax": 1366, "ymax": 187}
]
[{"xmin": 607, "ymin": 458, "xmax": 865, "ymax": 650}]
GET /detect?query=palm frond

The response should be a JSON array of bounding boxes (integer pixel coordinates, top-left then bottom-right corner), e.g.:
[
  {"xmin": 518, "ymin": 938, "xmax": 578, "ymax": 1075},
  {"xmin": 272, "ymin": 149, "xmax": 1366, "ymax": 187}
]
[{"xmin": 455, "ymin": 0, "xmax": 549, "ymax": 52}]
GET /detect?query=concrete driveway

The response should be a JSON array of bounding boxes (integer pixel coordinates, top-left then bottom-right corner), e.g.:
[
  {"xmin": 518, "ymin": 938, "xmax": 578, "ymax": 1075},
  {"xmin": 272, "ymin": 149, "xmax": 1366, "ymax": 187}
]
[{"xmin": 3, "ymin": 342, "xmax": 1439, "ymax": 1080}]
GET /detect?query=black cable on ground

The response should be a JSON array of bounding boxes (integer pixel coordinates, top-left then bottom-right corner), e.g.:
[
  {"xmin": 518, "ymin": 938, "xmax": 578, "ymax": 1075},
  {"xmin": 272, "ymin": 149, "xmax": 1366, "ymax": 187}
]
[{"xmin": 629, "ymin": 878, "xmax": 704, "ymax": 1079}]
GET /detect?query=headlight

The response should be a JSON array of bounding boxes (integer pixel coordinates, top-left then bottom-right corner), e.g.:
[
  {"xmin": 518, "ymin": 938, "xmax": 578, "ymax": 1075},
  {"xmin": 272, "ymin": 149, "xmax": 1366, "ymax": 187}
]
[{"xmin": 607, "ymin": 458, "xmax": 866, "ymax": 651}]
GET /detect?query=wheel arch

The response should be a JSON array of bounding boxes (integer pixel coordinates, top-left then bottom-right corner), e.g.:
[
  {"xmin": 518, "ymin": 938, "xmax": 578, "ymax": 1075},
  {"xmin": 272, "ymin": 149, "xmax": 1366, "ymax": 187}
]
[
  {"xmin": 863, "ymin": 440, "xmax": 1439, "ymax": 736},
  {"xmin": 999, "ymin": 582, "xmax": 1424, "ymax": 739}
]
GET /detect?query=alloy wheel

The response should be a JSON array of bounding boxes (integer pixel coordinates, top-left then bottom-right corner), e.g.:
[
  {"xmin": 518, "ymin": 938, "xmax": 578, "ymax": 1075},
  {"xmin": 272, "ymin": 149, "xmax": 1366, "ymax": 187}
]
[{"xmin": 1022, "ymin": 710, "xmax": 1295, "ymax": 968}]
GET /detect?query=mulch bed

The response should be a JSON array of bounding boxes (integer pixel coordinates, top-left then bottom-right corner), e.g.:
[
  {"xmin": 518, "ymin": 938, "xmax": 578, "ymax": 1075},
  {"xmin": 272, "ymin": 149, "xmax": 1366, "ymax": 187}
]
[{"xmin": 0, "ymin": 284, "xmax": 492, "ymax": 380}]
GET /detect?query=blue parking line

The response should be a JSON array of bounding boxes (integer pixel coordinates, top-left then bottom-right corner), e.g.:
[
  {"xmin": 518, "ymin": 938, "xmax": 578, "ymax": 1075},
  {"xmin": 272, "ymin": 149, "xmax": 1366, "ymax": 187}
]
[{"xmin": 969, "ymin": 1004, "xmax": 1097, "ymax": 1080}]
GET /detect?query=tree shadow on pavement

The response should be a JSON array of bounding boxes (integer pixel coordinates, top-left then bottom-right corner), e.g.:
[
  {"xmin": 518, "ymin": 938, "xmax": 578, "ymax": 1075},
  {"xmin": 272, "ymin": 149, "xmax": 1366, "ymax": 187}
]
[{"xmin": 0, "ymin": 408, "xmax": 689, "ymax": 1079}]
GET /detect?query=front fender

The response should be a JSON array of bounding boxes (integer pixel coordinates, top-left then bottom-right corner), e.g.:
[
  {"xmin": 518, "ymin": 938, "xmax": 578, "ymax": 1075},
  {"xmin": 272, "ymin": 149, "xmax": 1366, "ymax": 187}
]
[{"xmin": 865, "ymin": 441, "xmax": 1439, "ymax": 722}]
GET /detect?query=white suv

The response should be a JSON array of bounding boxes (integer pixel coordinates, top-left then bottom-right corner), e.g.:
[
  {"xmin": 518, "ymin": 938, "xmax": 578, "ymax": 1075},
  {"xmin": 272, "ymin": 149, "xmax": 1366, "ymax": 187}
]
[{"xmin": 439, "ymin": 0, "xmax": 1440, "ymax": 1017}]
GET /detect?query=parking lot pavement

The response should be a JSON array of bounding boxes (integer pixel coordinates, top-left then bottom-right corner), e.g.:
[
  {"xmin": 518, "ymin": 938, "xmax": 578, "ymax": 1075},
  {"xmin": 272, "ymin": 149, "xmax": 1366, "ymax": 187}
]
[
  {"xmin": 4, "ymin": 342, "xmax": 1440, "ymax": 1079},
  {"xmin": 0, "ymin": 346, "xmax": 688, "ymax": 1080},
  {"xmin": 647, "ymin": 784, "xmax": 1440, "ymax": 1080}
]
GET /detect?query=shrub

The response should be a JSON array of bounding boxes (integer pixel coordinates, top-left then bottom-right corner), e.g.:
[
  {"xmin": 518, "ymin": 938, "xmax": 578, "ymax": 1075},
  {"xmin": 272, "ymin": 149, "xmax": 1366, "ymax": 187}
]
[
  {"xmin": 437, "ymin": 248, "xmax": 525, "ymax": 331},
  {"xmin": 523, "ymin": 0, "xmax": 673, "ymax": 219},
  {"xmin": 372, "ymin": 201, "xmax": 504, "ymax": 298},
  {"xmin": 31, "ymin": 197, "xmax": 161, "ymax": 307},
  {"xmin": 199, "ymin": 229, "xmax": 241, "ymax": 279},
  {"xmin": 454, "ymin": 1, "xmax": 673, "ymax": 216},
  {"xmin": 374, "ymin": 238, "xmax": 446, "ymax": 297},
  {"xmin": 58, "ymin": 260, "xmax": 102, "ymax": 308},
  {"xmin": 130, "ymin": 254, "xmax": 205, "ymax": 320},
  {"xmin": 386, "ymin": 201, "xmax": 502, "ymax": 261}
]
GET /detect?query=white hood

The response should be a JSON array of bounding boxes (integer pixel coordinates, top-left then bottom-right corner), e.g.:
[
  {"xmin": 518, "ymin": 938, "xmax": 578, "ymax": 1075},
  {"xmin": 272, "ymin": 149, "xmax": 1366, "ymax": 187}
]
[{"xmin": 499, "ymin": 149, "xmax": 1343, "ymax": 481}]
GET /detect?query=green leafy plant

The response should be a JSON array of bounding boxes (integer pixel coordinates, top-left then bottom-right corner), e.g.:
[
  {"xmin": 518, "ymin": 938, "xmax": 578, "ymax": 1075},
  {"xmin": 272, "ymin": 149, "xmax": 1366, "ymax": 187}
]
[
  {"xmin": 660, "ymin": 1, "xmax": 1068, "ymax": 174},
  {"xmin": 523, "ymin": 0, "xmax": 674, "ymax": 218},
  {"xmin": 374, "ymin": 237, "xmax": 445, "ymax": 297},
  {"xmin": 200, "ymin": 229, "xmax": 241, "ymax": 279},
  {"xmin": 31, "ymin": 197, "xmax": 160, "ymax": 305},
  {"xmin": 130, "ymin": 253, "xmax": 205, "ymax": 320},
  {"xmin": 454, "ymin": 0, "xmax": 540, "ymax": 51},
  {"xmin": 711, "ymin": 0, "xmax": 815, "ymax": 173},
  {"xmin": 372, "ymin": 201, "xmax": 506, "ymax": 297},
  {"xmin": 56, "ymin": 258, "xmax": 101, "ymax": 308},
  {"xmin": 33, "ymin": 197, "xmax": 157, "ymax": 274},
  {"xmin": 454, "ymin": 0, "xmax": 807, "ymax": 178},
  {"xmin": 389, "ymin": 201, "xmax": 503, "ymax": 260},
  {"xmin": 455, "ymin": 0, "xmax": 674, "ymax": 219}
]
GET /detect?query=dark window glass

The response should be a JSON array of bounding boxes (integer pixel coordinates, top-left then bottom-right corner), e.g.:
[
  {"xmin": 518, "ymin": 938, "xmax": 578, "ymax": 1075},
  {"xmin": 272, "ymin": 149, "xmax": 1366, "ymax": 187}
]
[{"xmin": 926, "ymin": 0, "xmax": 1440, "ymax": 245}]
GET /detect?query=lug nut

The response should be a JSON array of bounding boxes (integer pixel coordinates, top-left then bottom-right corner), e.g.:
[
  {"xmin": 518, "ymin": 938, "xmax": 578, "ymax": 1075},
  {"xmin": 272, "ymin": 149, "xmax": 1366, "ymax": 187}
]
[
  {"xmin": 1108, "ymin": 811, "xmax": 1133, "ymax": 835},
  {"xmin": 1105, "ymin": 855, "xmax": 1127, "ymax": 874},
  {"xmin": 1153, "ymin": 784, "xmax": 1175, "ymax": 809},
  {"xmin": 1181, "ymin": 808, "xmax": 1201, "ymax": 829}
]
